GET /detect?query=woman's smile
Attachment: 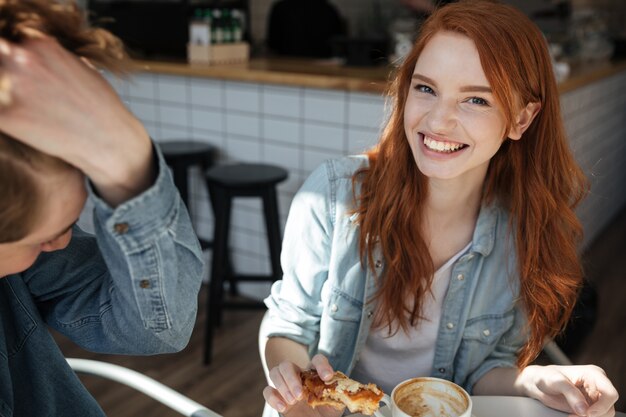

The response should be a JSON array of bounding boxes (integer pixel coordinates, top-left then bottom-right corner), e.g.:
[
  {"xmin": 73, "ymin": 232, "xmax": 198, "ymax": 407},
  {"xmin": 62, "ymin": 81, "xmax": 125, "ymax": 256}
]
[{"xmin": 420, "ymin": 133, "xmax": 469, "ymax": 155}]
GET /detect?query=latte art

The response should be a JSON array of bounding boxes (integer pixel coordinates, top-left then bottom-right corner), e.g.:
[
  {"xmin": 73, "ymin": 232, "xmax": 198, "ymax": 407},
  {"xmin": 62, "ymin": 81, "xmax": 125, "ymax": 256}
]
[{"xmin": 394, "ymin": 379, "xmax": 469, "ymax": 417}]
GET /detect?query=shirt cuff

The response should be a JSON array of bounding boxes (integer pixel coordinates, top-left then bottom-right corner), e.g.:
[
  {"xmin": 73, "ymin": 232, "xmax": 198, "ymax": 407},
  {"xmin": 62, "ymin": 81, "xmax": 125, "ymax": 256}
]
[{"xmin": 87, "ymin": 144, "xmax": 180, "ymax": 253}]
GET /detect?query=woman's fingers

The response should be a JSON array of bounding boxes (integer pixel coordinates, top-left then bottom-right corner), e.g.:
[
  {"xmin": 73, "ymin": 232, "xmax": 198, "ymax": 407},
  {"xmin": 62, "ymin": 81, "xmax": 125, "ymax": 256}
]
[
  {"xmin": 531, "ymin": 365, "xmax": 619, "ymax": 417},
  {"xmin": 584, "ymin": 371, "xmax": 619, "ymax": 417},
  {"xmin": 538, "ymin": 375, "xmax": 590, "ymax": 415},
  {"xmin": 279, "ymin": 361, "xmax": 305, "ymax": 402},
  {"xmin": 263, "ymin": 386, "xmax": 289, "ymax": 414},
  {"xmin": 269, "ymin": 361, "xmax": 305, "ymax": 406},
  {"xmin": 311, "ymin": 353, "xmax": 334, "ymax": 381},
  {"xmin": 555, "ymin": 365, "xmax": 618, "ymax": 417}
]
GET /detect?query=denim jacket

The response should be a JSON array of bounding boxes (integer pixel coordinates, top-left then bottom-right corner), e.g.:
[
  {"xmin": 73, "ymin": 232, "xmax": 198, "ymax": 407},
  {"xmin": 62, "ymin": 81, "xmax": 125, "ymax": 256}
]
[
  {"xmin": 261, "ymin": 156, "xmax": 528, "ymax": 415},
  {"xmin": 0, "ymin": 147, "xmax": 204, "ymax": 417}
]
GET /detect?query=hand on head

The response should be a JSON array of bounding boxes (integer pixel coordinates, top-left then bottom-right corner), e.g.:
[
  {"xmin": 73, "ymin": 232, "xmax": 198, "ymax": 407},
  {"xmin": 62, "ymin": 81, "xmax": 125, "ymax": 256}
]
[
  {"xmin": 263, "ymin": 354, "xmax": 343, "ymax": 417},
  {"xmin": 0, "ymin": 35, "xmax": 153, "ymax": 206},
  {"xmin": 520, "ymin": 365, "xmax": 618, "ymax": 417}
]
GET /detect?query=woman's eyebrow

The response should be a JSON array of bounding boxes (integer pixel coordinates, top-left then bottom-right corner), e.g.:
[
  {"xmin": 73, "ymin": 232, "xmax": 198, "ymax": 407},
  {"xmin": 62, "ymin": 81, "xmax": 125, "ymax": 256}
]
[
  {"xmin": 412, "ymin": 73, "xmax": 492, "ymax": 93},
  {"xmin": 459, "ymin": 85, "xmax": 492, "ymax": 93},
  {"xmin": 412, "ymin": 73, "xmax": 437, "ymax": 86}
]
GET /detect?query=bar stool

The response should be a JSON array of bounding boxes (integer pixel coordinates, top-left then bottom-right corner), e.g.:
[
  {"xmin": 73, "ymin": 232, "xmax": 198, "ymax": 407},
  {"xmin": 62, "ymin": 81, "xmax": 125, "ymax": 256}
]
[
  {"xmin": 158, "ymin": 140, "xmax": 216, "ymax": 249},
  {"xmin": 204, "ymin": 163, "xmax": 288, "ymax": 364}
]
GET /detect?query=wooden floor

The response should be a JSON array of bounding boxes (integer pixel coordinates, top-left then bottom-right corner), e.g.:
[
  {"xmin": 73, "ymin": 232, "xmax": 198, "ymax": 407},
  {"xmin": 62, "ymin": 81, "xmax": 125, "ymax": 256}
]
[{"xmin": 56, "ymin": 208, "xmax": 626, "ymax": 416}]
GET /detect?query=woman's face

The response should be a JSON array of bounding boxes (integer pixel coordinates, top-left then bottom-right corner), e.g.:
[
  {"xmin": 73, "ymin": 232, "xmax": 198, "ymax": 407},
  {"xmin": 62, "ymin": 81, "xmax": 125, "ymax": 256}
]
[
  {"xmin": 0, "ymin": 166, "xmax": 87, "ymax": 277},
  {"xmin": 404, "ymin": 30, "xmax": 510, "ymax": 184}
]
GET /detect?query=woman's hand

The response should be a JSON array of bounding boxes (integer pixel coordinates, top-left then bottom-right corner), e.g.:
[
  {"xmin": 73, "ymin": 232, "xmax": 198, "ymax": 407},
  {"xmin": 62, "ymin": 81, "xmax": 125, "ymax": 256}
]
[
  {"xmin": 0, "ymin": 35, "xmax": 154, "ymax": 206},
  {"xmin": 263, "ymin": 354, "xmax": 343, "ymax": 417},
  {"xmin": 519, "ymin": 365, "xmax": 618, "ymax": 417}
]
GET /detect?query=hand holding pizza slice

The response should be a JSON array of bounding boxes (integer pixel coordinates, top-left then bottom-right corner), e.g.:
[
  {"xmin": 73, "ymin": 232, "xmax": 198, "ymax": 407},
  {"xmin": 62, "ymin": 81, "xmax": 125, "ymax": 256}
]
[{"xmin": 300, "ymin": 369, "xmax": 384, "ymax": 415}]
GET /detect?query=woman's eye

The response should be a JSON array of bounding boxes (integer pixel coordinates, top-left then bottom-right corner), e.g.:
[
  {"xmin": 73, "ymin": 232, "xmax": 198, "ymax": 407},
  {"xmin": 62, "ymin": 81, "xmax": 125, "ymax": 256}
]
[
  {"xmin": 468, "ymin": 97, "xmax": 489, "ymax": 106},
  {"xmin": 415, "ymin": 84, "xmax": 435, "ymax": 95}
]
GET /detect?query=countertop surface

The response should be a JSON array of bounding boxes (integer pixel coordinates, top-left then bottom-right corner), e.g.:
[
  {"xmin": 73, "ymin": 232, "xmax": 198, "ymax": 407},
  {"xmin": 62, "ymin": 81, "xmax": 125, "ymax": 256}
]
[{"xmin": 132, "ymin": 57, "xmax": 626, "ymax": 94}]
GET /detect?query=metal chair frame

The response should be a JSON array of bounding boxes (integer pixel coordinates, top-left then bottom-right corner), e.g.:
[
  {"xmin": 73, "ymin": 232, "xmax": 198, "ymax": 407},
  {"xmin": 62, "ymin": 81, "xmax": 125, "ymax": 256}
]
[{"xmin": 67, "ymin": 358, "xmax": 221, "ymax": 417}]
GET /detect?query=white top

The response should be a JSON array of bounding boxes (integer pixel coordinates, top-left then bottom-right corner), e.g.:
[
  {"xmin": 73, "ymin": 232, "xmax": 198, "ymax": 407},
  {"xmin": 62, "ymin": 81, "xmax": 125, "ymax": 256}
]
[{"xmin": 350, "ymin": 242, "xmax": 471, "ymax": 394}]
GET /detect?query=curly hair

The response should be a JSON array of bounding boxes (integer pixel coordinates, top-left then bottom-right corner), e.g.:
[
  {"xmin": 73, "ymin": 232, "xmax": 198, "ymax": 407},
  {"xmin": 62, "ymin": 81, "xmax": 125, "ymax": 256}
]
[{"xmin": 354, "ymin": 0, "xmax": 587, "ymax": 368}]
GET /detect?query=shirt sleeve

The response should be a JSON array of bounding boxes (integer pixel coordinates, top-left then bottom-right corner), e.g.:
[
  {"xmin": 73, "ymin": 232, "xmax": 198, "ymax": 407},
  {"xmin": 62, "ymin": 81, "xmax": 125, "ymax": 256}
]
[
  {"xmin": 22, "ymin": 145, "xmax": 204, "ymax": 354},
  {"xmin": 261, "ymin": 161, "xmax": 334, "ymax": 350}
]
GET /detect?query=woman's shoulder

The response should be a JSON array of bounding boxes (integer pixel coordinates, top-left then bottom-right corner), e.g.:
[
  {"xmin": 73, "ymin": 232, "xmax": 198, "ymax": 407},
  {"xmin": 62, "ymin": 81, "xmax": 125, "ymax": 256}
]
[
  {"xmin": 321, "ymin": 155, "xmax": 370, "ymax": 181},
  {"xmin": 296, "ymin": 155, "xmax": 368, "ymax": 207}
]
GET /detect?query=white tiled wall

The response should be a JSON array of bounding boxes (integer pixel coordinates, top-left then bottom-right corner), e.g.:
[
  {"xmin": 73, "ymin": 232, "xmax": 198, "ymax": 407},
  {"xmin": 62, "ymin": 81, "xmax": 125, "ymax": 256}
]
[
  {"xmin": 92, "ymin": 70, "xmax": 626, "ymax": 298},
  {"xmin": 561, "ymin": 71, "xmax": 626, "ymax": 248},
  {"xmin": 102, "ymin": 72, "xmax": 384, "ymax": 296}
]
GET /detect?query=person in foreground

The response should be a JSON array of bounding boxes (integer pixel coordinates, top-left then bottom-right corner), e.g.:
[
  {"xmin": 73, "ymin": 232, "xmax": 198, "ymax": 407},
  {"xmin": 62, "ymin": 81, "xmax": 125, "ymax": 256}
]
[
  {"xmin": 260, "ymin": 1, "xmax": 619, "ymax": 416},
  {"xmin": 0, "ymin": 1, "xmax": 204, "ymax": 415}
]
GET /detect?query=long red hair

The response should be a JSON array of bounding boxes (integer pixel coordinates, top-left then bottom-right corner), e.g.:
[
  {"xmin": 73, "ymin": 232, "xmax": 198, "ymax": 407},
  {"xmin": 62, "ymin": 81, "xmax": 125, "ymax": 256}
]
[{"xmin": 353, "ymin": 0, "xmax": 587, "ymax": 367}]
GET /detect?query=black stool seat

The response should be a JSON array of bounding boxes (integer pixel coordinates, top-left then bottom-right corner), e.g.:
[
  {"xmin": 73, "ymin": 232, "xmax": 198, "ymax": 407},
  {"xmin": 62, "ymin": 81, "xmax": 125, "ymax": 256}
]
[
  {"xmin": 205, "ymin": 164, "xmax": 288, "ymax": 189},
  {"xmin": 158, "ymin": 140, "xmax": 216, "ymax": 205},
  {"xmin": 204, "ymin": 163, "xmax": 288, "ymax": 364},
  {"xmin": 159, "ymin": 140, "xmax": 216, "ymax": 250}
]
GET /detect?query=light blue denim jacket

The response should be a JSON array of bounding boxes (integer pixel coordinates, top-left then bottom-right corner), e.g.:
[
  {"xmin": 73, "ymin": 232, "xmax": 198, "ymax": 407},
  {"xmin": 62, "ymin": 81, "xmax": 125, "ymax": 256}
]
[
  {"xmin": 262, "ymin": 156, "xmax": 528, "ymax": 415},
  {"xmin": 0, "ymin": 147, "xmax": 204, "ymax": 417}
]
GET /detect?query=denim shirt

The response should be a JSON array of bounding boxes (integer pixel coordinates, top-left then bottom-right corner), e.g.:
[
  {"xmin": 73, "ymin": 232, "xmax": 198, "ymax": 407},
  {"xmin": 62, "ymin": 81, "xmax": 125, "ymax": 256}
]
[
  {"xmin": 262, "ymin": 156, "xmax": 528, "ymax": 415},
  {"xmin": 0, "ymin": 147, "xmax": 204, "ymax": 416}
]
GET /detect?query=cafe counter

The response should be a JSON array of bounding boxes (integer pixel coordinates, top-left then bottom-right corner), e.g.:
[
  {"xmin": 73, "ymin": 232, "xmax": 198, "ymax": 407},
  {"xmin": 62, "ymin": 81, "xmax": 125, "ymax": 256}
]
[{"xmin": 132, "ymin": 57, "xmax": 626, "ymax": 95}]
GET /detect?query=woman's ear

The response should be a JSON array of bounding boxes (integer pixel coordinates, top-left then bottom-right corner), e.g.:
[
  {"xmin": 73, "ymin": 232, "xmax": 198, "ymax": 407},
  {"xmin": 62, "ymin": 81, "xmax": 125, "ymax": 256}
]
[{"xmin": 508, "ymin": 102, "xmax": 541, "ymax": 140}]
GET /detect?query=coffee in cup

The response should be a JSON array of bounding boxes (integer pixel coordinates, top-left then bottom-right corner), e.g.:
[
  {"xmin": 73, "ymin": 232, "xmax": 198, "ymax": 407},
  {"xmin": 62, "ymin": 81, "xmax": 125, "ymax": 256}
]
[{"xmin": 374, "ymin": 377, "xmax": 472, "ymax": 417}]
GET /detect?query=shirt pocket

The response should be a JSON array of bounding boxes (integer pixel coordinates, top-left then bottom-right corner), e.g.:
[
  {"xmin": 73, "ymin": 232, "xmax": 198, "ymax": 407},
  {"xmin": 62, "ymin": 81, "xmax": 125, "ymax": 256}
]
[
  {"xmin": 0, "ymin": 280, "xmax": 37, "ymax": 360},
  {"xmin": 320, "ymin": 287, "xmax": 363, "ymax": 367},
  {"xmin": 326, "ymin": 287, "xmax": 363, "ymax": 323},
  {"xmin": 455, "ymin": 310, "xmax": 515, "ymax": 374}
]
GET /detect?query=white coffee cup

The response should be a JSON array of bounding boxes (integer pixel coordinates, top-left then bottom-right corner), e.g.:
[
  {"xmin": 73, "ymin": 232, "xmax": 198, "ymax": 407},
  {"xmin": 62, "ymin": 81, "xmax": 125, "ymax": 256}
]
[{"xmin": 374, "ymin": 377, "xmax": 472, "ymax": 417}]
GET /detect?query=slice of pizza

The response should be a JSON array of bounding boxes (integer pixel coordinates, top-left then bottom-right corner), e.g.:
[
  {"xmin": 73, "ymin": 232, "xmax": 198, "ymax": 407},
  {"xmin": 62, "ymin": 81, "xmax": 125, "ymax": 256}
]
[{"xmin": 300, "ymin": 369, "xmax": 384, "ymax": 415}]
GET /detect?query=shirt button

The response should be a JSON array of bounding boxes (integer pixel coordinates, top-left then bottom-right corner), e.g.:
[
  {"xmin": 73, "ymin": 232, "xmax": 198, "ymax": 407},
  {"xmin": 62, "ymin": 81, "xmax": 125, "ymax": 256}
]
[
  {"xmin": 446, "ymin": 322, "xmax": 454, "ymax": 329},
  {"xmin": 330, "ymin": 304, "xmax": 338, "ymax": 313},
  {"xmin": 367, "ymin": 310, "xmax": 374, "ymax": 319},
  {"xmin": 375, "ymin": 260, "xmax": 382, "ymax": 268},
  {"xmin": 439, "ymin": 368, "xmax": 446, "ymax": 374},
  {"xmin": 114, "ymin": 223, "xmax": 129, "ymax": 234},
  {"xmin": 483, "ymin": 329, "xmax": 491, "ymax": 336},
  {"xmin": 467, "ymin": 254, "xmax": 474, "ymax": 260},
  {"xmin": 456, "ymin": 274, "xmax": 464, "ymax": 281},
  {"xmin": 139, "ymin": 279, "xmax": 151, "ymax": 289}
]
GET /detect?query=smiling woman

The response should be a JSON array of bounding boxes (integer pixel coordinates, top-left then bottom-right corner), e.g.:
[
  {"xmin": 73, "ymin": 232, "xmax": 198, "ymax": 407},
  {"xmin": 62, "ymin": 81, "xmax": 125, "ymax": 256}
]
[{"xmin": 259, "ymin": 2, "xmax": 619, "ymax": 417}]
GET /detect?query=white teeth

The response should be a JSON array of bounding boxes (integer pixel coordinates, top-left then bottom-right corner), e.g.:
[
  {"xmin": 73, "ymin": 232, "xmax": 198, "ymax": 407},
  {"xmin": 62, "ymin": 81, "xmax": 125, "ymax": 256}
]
[{"xmin": 423, "ymin": 136, "xmax": 465, "ymax": 153}]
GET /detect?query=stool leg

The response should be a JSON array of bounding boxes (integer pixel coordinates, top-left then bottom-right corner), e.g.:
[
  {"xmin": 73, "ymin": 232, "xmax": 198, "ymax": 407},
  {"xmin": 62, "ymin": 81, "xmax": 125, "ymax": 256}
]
[
  {"xmin": 207, "ymin": 179, "xmax": 237, "ymax": 299},
  {"xmin": 226, "ymin": 250, "xmax": 238, "ymax": 296},
  {"xmin": 205, "ymin": 186, "xmax": 231, "ymax": 365},
  {"xmin": 262, "ymin": 187, "xmax": 283, "ymax": 281}
]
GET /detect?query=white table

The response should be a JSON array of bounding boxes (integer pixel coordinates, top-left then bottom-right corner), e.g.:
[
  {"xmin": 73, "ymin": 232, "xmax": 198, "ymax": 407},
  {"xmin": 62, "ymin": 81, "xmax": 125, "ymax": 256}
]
[
  {"xmin": 349, "ymin": 396, "xmax": 626, "ymax": 417},
  {"xmin": 471, "ymin": 396, "xmax": 625, "ymax": 417}
]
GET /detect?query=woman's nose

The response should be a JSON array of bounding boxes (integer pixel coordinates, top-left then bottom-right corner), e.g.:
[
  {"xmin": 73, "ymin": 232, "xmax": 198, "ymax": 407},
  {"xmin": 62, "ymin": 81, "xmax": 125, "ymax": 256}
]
[{"xmin": 426, "ymin": 99, "xmax": 458, "ymax": 134}]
